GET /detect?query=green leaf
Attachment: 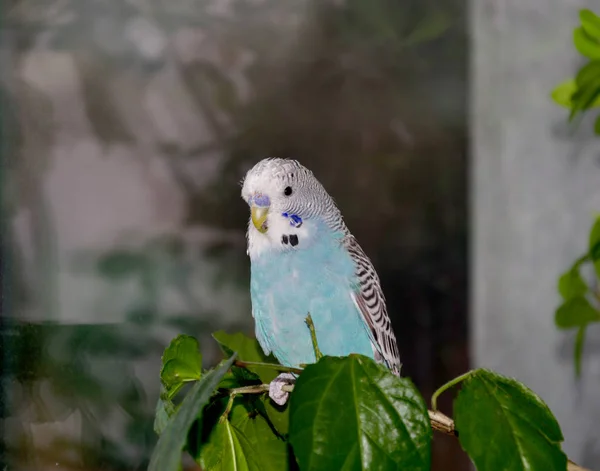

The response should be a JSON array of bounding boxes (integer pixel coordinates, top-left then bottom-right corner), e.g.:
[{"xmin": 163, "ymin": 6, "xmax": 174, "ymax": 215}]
[
  {"xmin": 555, "ymin": 296, "xmax": 600, "ymax": 329},
  {"xmin": 196, "ymin": 397, "xmax": 288, "ymax": 471},
  {"xmin": 569, "ymin": 63, "xmax": 600, "ymax": 119},
  {"xmin": 558, "ymin": 263, "xmax": 588, "ymax": 300},
  {"xmin": 551, "ymin": 80, "xmax": 577, "ymax": 108},
  {"xmin": 550, "ymin": 79, "xmax": 600, "ymax": 109},
  {"xmin": 154, "ymin": 391, "xmax": 176, "ymax": 435},
  {"xmin": 589, "ymin": 216, "xmax": 600, "ymax": 276},
  {"xmin": 162, "ymin": 360, "xmax": 202, "ymax": 390},
  {"xmin": 289, "ymin": 355, "xmax": 431, "ymax": 471},
  {"xmin": 230, "ymin": 403, "xmax": 290, "ymax": 470},
  {"xmin": 454, "ymin": 368, "xmax": 567, "ymax": 471},
  {"xmin": 575, "ymin": 61, "xmax": 600, "ymax": 87},
  {"xmin": 595, "ymin": 114, "xmax": 600, "ymax": 135},
  {"xmin": 160, "ymin": 335, "xmax": 202, "ymax": 392},
  {"xmin": 261, "ymin": 398, "xmax": 289, "ymax": 437},
  {"xmin": 198, "ymin": 417, "xmax": 260, "ymax": 471},
  {"xmin": 580, "ymin": 9, "xmax": 600, "ymax": 39},
  {"xmin": 148, "ymin": 354, "xmax": 236, "ymax": 471},
  {"xmin": 574, "ymin": 326, "xmax": 587, "ymax": 378},
  {"xmin": 573, "ymin": 27, "xmax": 600, "ymax": 59},
  {"xmin": 212, "ymin": 331, "xmax": 280, "ymax": 383}
]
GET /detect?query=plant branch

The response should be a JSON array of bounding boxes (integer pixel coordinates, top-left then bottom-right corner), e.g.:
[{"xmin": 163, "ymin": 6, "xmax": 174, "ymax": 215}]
[
  {"xmin": 431, "ymin": 370, "xmax": 474, "ymax": 410},
  {"xmin": 234, "ymin": 360, "xmax": 304, "ymax": 375},
  {"xmin": 305, "ymin": 313, "xmax": 323, "ymax": 361},
  {"xmin": 428, "ymin": 410, "xmax": 592, "ymax": 471},
  {"xmin": 225, "ymin": 383, "xmax": 294, "ymax": 395}
]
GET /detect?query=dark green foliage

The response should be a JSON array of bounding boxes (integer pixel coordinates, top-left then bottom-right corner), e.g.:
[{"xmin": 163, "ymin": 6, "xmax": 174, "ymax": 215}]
[
  {"xmin": 554, "ymin": 216, "xmax": 600, "ymax": 376},
  {"xmin": 149, "ymin": 355, "xmax": 237, "ymax": 471},
  {"xmin": 454, "ymin": 369, "xmax": 567, "ymax": 471},
  {"xmin": 289, "ymin": 355, "xmax": 431, "ymax": 471},
  {"xmin": 151, "ymin": 332, "xmax": 572, "ymax": 471},
  {"xmin": 551, "ymin": 9, "xmax": 600, "ymax": 134}
]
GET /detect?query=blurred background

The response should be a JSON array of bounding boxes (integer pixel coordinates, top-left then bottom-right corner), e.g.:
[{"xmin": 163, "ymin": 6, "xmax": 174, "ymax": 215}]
[{"xmin": 1, "ymin": 0, "xmax": 599, "ymax": 470}]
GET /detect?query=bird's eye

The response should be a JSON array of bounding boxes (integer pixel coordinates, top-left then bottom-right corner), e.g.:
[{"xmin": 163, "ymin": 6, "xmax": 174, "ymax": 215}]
[{"xmin": 284, "ymin": 186, "xmax": 293, "ymax": 196}]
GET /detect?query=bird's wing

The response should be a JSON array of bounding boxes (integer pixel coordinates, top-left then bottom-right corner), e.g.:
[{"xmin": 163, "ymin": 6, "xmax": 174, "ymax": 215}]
[{"xmin": 344, "ymin": 235, "xmax": 402, "ymax": 375}]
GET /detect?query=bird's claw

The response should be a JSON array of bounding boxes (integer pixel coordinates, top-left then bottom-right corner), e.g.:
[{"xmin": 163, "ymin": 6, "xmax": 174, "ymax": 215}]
[{"xmin": 269, "ymin": 373, "xmax": 296, "ymax": 406}]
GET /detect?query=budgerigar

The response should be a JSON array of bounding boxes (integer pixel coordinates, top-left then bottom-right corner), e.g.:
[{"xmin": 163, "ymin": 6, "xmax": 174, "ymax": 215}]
[{"xmin": 241, "ymin": 158, "xmax": 400, "ymax": 404}]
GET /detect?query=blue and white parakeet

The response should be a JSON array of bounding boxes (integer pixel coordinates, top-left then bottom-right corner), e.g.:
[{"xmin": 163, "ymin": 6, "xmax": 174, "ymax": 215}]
[{"xmin": 241, "ymin": 158, "xmax": 400, "ymax": 403}]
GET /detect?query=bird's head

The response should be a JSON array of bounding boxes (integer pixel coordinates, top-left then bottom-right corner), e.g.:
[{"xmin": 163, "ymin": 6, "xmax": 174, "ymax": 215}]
[{"xmin": 241, "ymin": 158, "xmax": 345, "ymax": 258}]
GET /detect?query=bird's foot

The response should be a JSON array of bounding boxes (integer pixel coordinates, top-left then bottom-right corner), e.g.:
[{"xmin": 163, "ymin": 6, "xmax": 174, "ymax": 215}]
[{"xmin": 269, "ymin": 373, "xmax": 296, "ymax": 406}]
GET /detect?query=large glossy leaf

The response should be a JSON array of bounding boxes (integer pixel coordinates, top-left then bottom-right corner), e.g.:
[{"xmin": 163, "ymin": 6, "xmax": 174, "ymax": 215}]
[
  {"xmin": 213, "ymin": 331, "xmax": 280, "ymax": 383},
  {"xmin": 148, "ymin": 355, "xmax": 236, "ymax": 471},
  {"xmin": 555, "ymin": 297, "xmax": 600, "ymax": 329},
  {"xmin": 454, "ymin": 369, "xmax": 567, "ymax": 471},
  {"xmin": 289, "ymin": 355, "xmax": 431, "ymax": 471}
]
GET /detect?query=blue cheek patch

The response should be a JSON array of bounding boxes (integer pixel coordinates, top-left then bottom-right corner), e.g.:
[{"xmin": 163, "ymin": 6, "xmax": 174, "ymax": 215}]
[
  {"xmin": 281, "ymin": 213, "xmax": 303, "ymax": 228},
  {"xmin": 252, "ymin": 194, "xmax": 271, "ymax": 207}
]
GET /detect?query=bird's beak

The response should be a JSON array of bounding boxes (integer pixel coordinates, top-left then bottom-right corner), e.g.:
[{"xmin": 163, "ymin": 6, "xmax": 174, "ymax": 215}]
[{"xmin": 251, "ymin": 205, "xmax": 269, "ymax": 233}]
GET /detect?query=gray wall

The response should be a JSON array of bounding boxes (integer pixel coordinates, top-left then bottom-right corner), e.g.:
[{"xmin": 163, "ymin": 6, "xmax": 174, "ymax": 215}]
[{"xmin": 471, "ymin": 0, "xmax": 600, "ymax": 467}]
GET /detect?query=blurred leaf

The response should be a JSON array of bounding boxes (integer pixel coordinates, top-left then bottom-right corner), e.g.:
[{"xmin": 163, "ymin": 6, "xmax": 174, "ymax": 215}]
[
  {"xmin": 574, "ymin": 326, "xmax": 586, "ymax": 378},
  {"xmin": 161, "ymin": 335, "xmax": 202, "ymax": 392},
  {"xmin": 558, "ymin": 266, "xmax": 588, "ymax": 300},
  {"xmin": 569, "ymin": 62, "xmax": 600, "ymax": 120},
  {"xmin": 580, "ymin": 9, "xmax": 600, "ymax": 40},
  {"xmin": 573, "ymin": 27, "xmax": 600, "ymax": 59},
  {"xmin": 96, "ymin": 250, "xmax": 148, "ymax": 280},
  {"xmin": 551, "ymin": 79, "xmax": 600, "ymax": 108},
  {"xmin": 289, "ymin": 355, "xmax": 431, "ymax": 471},
  {"xmin": 575, "ymin": 60, "xmax": 600, "ymax": 87},
  {"xmin": 551, "ymin": 80, "xmax": 577, "ymax": 108},
  {"xmin": 454, "ymin": 369, "xmax": 567, "ymax": 471},
  {"xmin": 589, "ymin": 216, "xmax": 600, "ymax": 275},
  {"xmin": 555, "ymin": 297, "xmax": 600, "ymax": 329},
  {"xmin": 595, "ymin": 114, "xmax": 600, "ymax": 134},
  {"xmin": 148, "ymin": 355, "xmax": 236, "ymax": 471},
  {"xmin": 213, "ymin": 331, "xmax": 279, "ymax": 383},
  {"xmin": 403, "ymin": 9, "xmax": 452, "ymax": 46}
]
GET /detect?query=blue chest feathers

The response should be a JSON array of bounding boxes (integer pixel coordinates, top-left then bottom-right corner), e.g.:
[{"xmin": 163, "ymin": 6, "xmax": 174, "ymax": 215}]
[{"xmin": 250, "ymin": 223, "xmax": 374, "ymax": 367}]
